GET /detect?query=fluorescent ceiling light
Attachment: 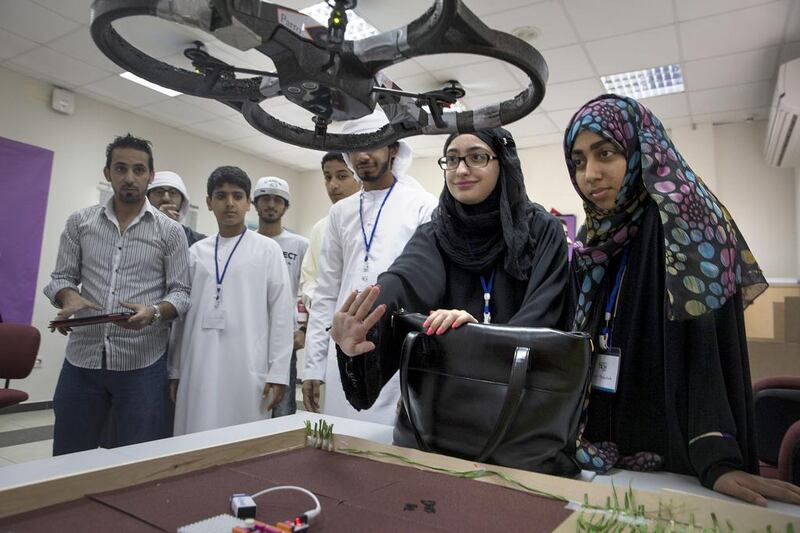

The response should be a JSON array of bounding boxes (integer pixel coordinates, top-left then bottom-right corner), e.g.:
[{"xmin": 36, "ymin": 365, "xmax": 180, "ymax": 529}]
[
  {"xmin": 601, "ymin": 64, "xmax": 684, "ymax": 99},
  {"xmin": 300, "ymin": 2, "xmax": 379, "ymax": 40},
  {"xmin": 119, "ymin": 72, "xmax": 182, "ymax": 97}
]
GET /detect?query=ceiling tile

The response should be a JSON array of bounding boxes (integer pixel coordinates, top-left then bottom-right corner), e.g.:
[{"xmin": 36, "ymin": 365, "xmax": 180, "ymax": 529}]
[
  {"xmin": 234, "ymin": 48, "xmax": 278, "ymax": 72},
  {"xmin": 674, "ymin": 0, "xmax": 776, "ymax": 22},
  {"xmin": 564, "ymin": 0, "xmax": 674, "ymax": 42},
  {"xmin": 391, "ymin": 71, "xmax": 440, "ymax": 93},
  {"xmin": 9, "ymin": 46, "xmax": 109, "ymax": 87},
  {"xmin": 181, "ymin": 95, "xmax": 242, "ymax": 118},
  {"xmin": 463, "ymin": 89, "xmax": 523, "ymax": 111},
  {"xmin": 429, "ymin": 59, "xmax": 523, "ymax": 96},
  {"xmin": 0, "ymin": 0, "xmax": 80, "ymax": 44},
  {"xmin": 687, "ymin": 81, "xmax": 773, "ymax": 115},
  {"xmin": 379, "ymin": 58, "xmax": 426, "ymax": 81},
  {"xmin": 113, "ymin": 15, "xmax": 200, "ymax": 61},
  {"xmin": 504, "ymin": 112, "xmax": 560, "ymax": 138},
  {"xmin": 0, "ymin": 28, "xmax": 38, "ymax": 60},
  {"xmin": 547, "ymin": 109, "xmax": 580, "ymax": 131},
  {"xmin": 31, "ymin": 0, "xmax": 92, "ymax": 24},
  {"xmin": 414, "ymin": 53, "xmax": 492, "ymax": 72},
  {"xmin": 183, "ymin": 117, "xmax": 257, "ymax": 142},
  {"xmin": 679, "ymin": 1, "xmax": 790, "ymax": 61},
  {"xmin": 260, "ymin": 100, "xmax": 319, "ymax": 129},
  {"xmin": 469, "ymin": 0, "xmax": 549, "ymax": 16},
  {"xmin": 138, "ymin": 97, "xmax": 217, "ymax": 126},
  {"xmin": 354, "ymin": 1, "xmax": 443, "ymax": 31},
  {"xmin": 690, "ymin": 106, "xmax": 770, "ymax": 125},
  {"xmin": 482, "ymin": 1, "xmax": 578, "ymax": 51},
  {"xmin": 47, "ymin": 29, "xmax": 123, "ymax": 73},
  {"xmin": 586, "ymin": 25, "xmax": 680, "ymax": 75},
  {"xmin": 82, "ymin": 74, "xmax": 171, "ymax": 107},
  {"xmin": 683, "ymin": 46, "xmax": 780, "ymax": 91},
  {"xmin": 539, "ymin": 78, "xmax": 605, "ymax": 112},
  {"xmin": 537, "ymin": 45, "xmax": 596, "ymax": 84},
  {"xmin": 638, "ymin": 92, "xmax": 690, "ymax": 119}
]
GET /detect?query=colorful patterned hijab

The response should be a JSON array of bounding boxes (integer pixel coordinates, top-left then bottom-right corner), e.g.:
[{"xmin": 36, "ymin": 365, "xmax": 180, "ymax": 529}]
[{"xmin": 564, "ymin": 94, "xmax": 767, "ymax": 329}]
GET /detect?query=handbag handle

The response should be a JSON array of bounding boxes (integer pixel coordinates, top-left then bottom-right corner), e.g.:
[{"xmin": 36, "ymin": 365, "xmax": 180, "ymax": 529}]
[{"xmin": 399, "ymin": 330, "xmax": 531, "ymax": 462}]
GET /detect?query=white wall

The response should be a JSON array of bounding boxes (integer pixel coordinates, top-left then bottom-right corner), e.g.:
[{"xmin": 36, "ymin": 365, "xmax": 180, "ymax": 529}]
[
  {"xmin": 0, "ymin": 66, "xmax": 304, "ymax": 402},
  {"xmin": 713, "ymin": 121, "xmax": 797, "ymax": 280},
  {"xmin": 796, "ymin": 167, "xmax": 800, "ymax": 277}
]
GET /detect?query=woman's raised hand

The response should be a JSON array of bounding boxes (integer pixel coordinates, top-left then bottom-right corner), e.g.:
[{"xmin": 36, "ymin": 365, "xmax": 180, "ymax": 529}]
[
  {"xmin": 330, "ymin": 285, "xmax": 386, "ymax": 356},
  {"xmin": 423, "ymin": 309, "xmax": 478, "ymax": 335}
]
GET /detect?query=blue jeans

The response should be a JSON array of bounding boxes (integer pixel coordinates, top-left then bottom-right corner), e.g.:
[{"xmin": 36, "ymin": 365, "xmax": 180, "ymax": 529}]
[
  {"xmin": 52, "ymin": 355, "xmax": 167, "ymax": 456},
  {"xmin": 271, "ymin": 350, "xmax": 297, "ymax": 417}
]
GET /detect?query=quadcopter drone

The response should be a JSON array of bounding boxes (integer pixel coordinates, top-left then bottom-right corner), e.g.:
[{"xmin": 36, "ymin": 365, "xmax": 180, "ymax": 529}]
[{"xmin": 90, "ymin": 0, "xmax": 548, "ymax": 151}]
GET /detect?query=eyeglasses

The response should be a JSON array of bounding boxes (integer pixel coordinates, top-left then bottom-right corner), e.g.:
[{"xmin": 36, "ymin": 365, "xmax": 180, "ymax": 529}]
[
  {"xmin": 437, "ymin": 152, "xmax": 498, "ymax": 171},
  {"xmin": 149, "ymin": 187, "xmax": 181, "ymax": 197}
]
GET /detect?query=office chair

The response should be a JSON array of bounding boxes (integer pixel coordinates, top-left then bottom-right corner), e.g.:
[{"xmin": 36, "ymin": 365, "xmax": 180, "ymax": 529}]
[
  {"xmin": 0, "ymin": 323, "xmax": 41, "ymax": 409},
  {"xmin": 753, "ymin": 376, "xmax": 800, "ymax": 484}
]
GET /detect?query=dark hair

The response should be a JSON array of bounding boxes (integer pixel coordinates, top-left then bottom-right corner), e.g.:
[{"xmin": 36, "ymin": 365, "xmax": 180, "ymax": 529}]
[
  {"xmin": 207, "ymin": 166, "xmax": 251, "ymax": 197},
  {"xmin": 105, "ymin": 133, "xmax": 154, "ymax": 171},
  {"xmin": 321, "ymin": 151, "xmax": 346, "ymax": 168}
]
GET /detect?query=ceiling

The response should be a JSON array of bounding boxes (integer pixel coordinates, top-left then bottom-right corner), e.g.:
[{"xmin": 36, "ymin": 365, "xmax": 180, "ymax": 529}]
[{"xmin": 1, "ymin": 0, "xmax": 799, "ymax": 170}]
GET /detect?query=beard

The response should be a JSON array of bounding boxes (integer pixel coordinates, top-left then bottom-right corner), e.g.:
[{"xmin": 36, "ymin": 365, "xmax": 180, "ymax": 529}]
[
  {"xmin": 356, "ymin": 158, "xmax": 391, "ymax": 182},
  {"xmin": 117, "ymin": 188, "xmax": 142, "ymax": 204},
  {"xmin": 258, "ymin": 210, "xmax": 281, "ymax": 223}
]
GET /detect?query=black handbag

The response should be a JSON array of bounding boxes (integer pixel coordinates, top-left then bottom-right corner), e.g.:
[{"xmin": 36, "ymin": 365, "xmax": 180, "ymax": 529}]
[{"xmin": 391, "ymin": 312, "xmax": 592, "ymax": 477}]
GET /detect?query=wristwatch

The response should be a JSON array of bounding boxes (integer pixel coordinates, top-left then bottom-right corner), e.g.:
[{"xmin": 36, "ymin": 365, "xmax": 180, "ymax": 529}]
[{"xmin": 150, "ymin": 304, "xmax": 162, "ymax": 326}]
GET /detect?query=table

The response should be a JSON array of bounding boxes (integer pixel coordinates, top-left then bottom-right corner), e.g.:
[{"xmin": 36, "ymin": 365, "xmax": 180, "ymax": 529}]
[{"xmin": 1, "ymin": 413, "xmax": 798, "ymax": 530}]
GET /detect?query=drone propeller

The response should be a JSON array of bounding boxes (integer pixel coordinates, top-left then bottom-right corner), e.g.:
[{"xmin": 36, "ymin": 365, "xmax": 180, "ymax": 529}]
[{"xmin": 89, "ymin": 0, "xmax": 548, "ymax": 152}]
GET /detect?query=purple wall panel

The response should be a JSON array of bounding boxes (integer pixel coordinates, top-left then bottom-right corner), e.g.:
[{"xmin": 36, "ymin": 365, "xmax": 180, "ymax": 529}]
[
  {"xmin": 0, "ymin": 137, "xmax": 54, "ymax": 324},
  {"xmin": 556, "ymin": 214, "xmax": 577, "ymax": 261}
]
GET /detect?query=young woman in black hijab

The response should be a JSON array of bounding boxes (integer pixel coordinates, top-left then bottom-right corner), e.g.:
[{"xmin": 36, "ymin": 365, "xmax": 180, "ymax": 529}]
[
  {"xmin": 330, "ymin": 126, "xmax": 570, "ymax": 420},
  {"xmin": 565, "ymin": 94, "xmax": 800, "ymax": 506}
]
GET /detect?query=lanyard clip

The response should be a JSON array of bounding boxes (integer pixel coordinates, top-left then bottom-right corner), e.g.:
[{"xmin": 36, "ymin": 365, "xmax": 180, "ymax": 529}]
[{"xmin": 598, "ymin": 333, "xmax": 609, "ymax": 351}]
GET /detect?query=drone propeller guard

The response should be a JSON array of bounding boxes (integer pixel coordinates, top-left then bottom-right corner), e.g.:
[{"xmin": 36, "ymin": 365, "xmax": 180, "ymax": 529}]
[{"xmin": 90, "ymin": 0, "xmax": 549, "ymax": 151}]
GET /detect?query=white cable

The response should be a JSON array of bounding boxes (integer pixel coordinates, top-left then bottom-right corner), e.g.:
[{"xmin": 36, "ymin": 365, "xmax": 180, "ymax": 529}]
[{"xmin": 250, "ymin": 485, "xmax": 321, "ymax": 521}]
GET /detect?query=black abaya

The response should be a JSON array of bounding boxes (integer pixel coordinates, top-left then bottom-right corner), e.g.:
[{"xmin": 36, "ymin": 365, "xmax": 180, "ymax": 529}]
[
  {"xmin": 580, "ymin": 200, "xmax": 758, "ymax": 488},
  {"xmin": 337, "ymin": 208, "xmax": 571, "ymax": 412}
]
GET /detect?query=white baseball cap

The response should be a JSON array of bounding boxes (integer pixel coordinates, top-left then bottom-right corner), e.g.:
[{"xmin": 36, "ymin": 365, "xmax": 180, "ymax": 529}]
[{"xmin": 253, "ymin": 176, "xmax": 291, "ymax": 203}]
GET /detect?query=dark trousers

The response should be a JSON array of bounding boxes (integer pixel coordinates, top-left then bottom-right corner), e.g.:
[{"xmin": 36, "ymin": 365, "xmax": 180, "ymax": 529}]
[
  {"xmin": 52, "ymin": 355, "xmax": 167, "ymax": 456},
  {"xmin": 271, "ymin": 350, "xmax": 297, "ymax": 417}
]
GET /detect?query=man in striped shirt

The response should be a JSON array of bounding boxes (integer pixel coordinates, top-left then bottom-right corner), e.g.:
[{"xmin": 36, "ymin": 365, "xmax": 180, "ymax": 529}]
[{"xmin": 44, "ymin": 134, "xmax": 191, "ymax": 455}]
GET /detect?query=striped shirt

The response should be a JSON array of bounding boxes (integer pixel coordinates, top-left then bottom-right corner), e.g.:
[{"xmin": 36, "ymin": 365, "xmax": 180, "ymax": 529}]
[{"xmin": 43, "ymin": 197, "xmax": 191, "ymax": 371}]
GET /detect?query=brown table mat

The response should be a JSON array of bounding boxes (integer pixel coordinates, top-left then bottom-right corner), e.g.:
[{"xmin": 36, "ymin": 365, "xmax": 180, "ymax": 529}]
[{"xmin": 0, "ymin": 446, "xmax": 573, "ymax": 532}]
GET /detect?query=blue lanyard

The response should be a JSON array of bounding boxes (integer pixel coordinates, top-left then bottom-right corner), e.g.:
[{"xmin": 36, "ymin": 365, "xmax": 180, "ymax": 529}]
[
  {"xmin": 599, "ymin": 247, "xmax": 629, "ymax": 349},
  {"xmin": 480, "ymin": 270, "xmax": 495, "ymax": 324},
  {"xmin": 214, "ymin": 228, "xmax": 247, "ymax": 306},
  {"xmin": 359, "ymin": 178, "xmax": 397, "ymax": 263}
]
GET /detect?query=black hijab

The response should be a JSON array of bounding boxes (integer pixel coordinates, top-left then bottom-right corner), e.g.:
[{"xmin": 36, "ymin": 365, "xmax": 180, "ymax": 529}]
[{"xmin": 432, "ymin": 128, "xmax": 540, "ymax": 280}]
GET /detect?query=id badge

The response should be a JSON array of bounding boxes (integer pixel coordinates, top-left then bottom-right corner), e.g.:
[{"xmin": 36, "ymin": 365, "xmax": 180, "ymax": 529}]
[
  {"xmin": 591, "ymin": 347, "xmax": 621, "ymax": 393},
  {"xmin": 202, "ymin": 307, "xmax": 227, "ymax": 330}
]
